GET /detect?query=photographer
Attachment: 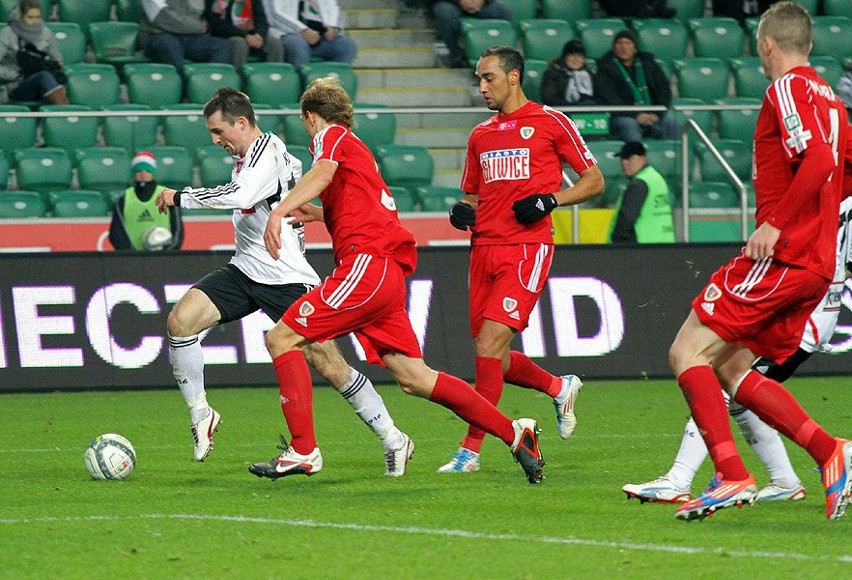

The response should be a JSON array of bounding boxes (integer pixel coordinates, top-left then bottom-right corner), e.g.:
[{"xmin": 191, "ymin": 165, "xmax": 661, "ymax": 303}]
[{"xmin": 0, "ymin": 0, "xmax": 69, "ymax": 105}]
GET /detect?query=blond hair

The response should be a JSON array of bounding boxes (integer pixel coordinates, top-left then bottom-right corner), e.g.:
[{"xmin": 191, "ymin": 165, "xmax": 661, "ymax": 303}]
[
  {"xmin": 300, "ymin": 77, "xmax": 354, "ymax": 128},
  {"xmin": 757, "ymin": 1, "xmax": 812, "ymax": 56}
]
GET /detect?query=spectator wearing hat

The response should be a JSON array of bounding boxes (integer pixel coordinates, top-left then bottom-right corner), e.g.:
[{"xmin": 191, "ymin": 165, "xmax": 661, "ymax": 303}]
[
  {"xmin": 109, "ymin": 152, "xmax": 184, "ymax": 252},
  {"xmin": 607, "ymin": 141, "xmax": 675, "ymax": 243},
  {"xmin": 594, "ymin": 29, "xmax": 679, "ymax": 143},
  {"xmin": 541, "ymin": 39, "xmax": 596, "ymax": 107},
  {"xmin": 429, "ymin": 0, "xmax": 512, "ymax": 69}
]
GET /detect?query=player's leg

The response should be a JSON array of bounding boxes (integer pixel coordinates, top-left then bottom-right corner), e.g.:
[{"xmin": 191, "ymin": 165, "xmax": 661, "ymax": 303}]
[
  {"xmin": 167, "ymin": 286, "xmax": 223, "ymax": 461},
  {"xmin": 383, "ymin": 352, "xmax": 545, "ymax": 484},
  {"xmin": 303, "ymin": 340, "xmax": 413, "ymax": 476}
]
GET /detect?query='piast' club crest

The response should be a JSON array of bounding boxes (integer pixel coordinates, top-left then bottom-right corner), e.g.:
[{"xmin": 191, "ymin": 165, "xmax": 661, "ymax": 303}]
[
  {"xmin": 520, "ymin": 127, "xmax": 535, "ymax": 140},
  {"xmin": 703, "ymin": 283, "xmax": 722, "ymax": 302},
  {"xmin": 503, "ymin": 297, "xmax": 518, "ymax": 312},
  {"xmin": 299, "ymin": 301, "xmax": 315, "ymax": 317}
]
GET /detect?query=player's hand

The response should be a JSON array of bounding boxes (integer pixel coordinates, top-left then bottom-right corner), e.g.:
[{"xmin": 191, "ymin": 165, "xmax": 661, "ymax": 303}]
[
  {"xmin": 449, "ymin": 201, "xmax": 476, "ymax": 230},
  {"xmin": 745, "ymin": 222, "xmax": 781, "ymax": 260},
  {"xmin": 156, "ymin": 188, "xmax": 177, "ymax": 214},
  {"xmin": 512, "ymin": 193, "xmax": 557, "ymax": 224},
  {"xmin": 264, "ymin": 210, "xmax": 284, "ymax": 260}
]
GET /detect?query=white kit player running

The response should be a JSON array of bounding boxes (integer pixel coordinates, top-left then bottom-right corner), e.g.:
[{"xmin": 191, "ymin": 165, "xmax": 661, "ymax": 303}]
[
  {"xmin": 624, "ymin": 196, "xmax": 852, "ymax": 504},
  {"xmin": 156, "ymin": 87, "xmax": 413, "ymax": 476}
]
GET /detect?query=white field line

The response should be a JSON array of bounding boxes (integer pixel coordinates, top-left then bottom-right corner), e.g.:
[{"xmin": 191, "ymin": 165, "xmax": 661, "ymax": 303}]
[{"xmin": 0, "ymin": 513, "xmax": 850, "ymax": 564}]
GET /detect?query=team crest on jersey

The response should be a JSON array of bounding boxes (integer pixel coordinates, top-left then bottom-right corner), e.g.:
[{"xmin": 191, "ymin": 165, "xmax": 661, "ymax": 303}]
[
  {"xmin": 503, "ymin": 297, "xmax": 518, "ymax": 313},
  {"xmin": 703, "ymin": 283, "xmax": 721, "ymax": 302},
  {"xmin": 299, "ymin": 301, "xmax": 315, "ymax": 317},
  {"xmin": 520, "ymin": 127, "xmax": 535, "ymax": 139},
  {"xmin": 480, "ymin": 148, "xmax": 531, "ymax": 183}
]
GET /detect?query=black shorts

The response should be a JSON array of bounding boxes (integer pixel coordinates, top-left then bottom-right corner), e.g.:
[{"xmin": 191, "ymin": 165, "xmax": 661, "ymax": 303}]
[{"xmin": 194, "ymin": 264, "xmax": 314, "ymax": 324}]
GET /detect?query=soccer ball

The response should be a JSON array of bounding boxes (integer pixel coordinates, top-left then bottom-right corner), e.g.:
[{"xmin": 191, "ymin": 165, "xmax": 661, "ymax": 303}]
[
  {"xmin": 84, "ymin": 433, "xmax": 136, "ymax": 480},
  {"xmin": 143, "ymin": 226, "xmax": 173, "ymax": 251}
]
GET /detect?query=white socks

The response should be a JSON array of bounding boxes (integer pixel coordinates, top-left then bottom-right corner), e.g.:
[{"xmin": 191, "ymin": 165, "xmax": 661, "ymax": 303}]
[
  {"xmin": 169, "ymin": 334, "xmax": 210, "ymax": 424},
  {"xmin": 729, "ymin": 400, "xmax": 800, "ymax": 488},
  {"xmin": 337, "ymin": 369, "xmax": 402, "ymax": 448},
  {"xmin": 665, "ymin": 417, "xmax": 706, "ymax": 489}
]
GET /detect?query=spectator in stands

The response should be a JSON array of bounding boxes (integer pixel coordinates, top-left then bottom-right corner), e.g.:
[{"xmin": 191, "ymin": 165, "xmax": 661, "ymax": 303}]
[
  {"xmin": 541, "ymin": 39, "xmax": 596, "ymax": 107},
  {"xmin": 430, "ymin": 0, "xmax": 512, "ymax": 69},
  {"xmin": 262, "ymin": 0, "xmax": 357, "ymax": 71},
  {"xmin": 110, "ymin": 151, "xmax": 184, "ymax": 252},
  {"xmin": 594, "ymin": 29, "xmax": 679, "ymax": 142},
  {"xmin": 0, "ymin": 0, "xmax": 69, "ymax": 104},
  {"xmin": 140, "ymin": 0, "xmax": 233, "ymax": 73},
  {"xmin": 712, "ymin": 0, "xmax": 775, "ymax": 23},
  {"xmin": 598, "ymin": 0, "xmax": 676, "ymax": 19},
  {"xmin": 607, "ymin": 141, "xmax": 675, "ymax": 243},
  {"xmin": 204, "ymin": 0, "xmax": 284, "ymax": 71},
  {"xmin": 837, "ymin": 62, "xmax": 852, "ymax": 119}
]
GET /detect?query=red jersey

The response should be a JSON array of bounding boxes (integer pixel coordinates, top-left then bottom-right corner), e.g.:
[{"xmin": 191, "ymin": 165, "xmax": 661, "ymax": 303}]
[
  {"xmin": 311, "ymin": 124, "xmax": 417, "ymax": 275},
  {"xmin": 460, "ymin": 101, "xmax": 597, "ymax": 245},
  {"xmin": 753, "ymin": 65, "xmax": 849, "ymax": 279}
]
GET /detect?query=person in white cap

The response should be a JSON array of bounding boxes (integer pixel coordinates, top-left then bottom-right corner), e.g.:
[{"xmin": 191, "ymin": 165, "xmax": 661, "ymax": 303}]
[{"xmin": 109, "ymin": 151, "xmax": 184, "ymax": 251}]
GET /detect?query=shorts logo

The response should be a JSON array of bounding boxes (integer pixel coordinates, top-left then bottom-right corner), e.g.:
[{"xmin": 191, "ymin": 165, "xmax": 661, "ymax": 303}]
[
  {"xmin": 701, "ymin": 302, "xmax": 715, "ymax": 316},
  {"xmin": 509, "ymin": 311, "xmax": 521, "ymax": 320},
  {"xmin": 279, "ymin": 395, "xmax": 289, "ymax": 405},
  {"xmin": 520, "ymin": 127, "xmax": 534, "ymax": 139},
  {"xmin": 703, "ymin": 283, "xmax": 721, "ymax": 302},
  {"xmin": 299, "ymin": 301, "xmax": 315, "ymax": 316},
  {"xmin": 503, "ymin": 297, "xmax": 518, "ymax": 313},
  {"xmin": 295, "ymin": 317, "xmax": 308, "ymax": 327}
]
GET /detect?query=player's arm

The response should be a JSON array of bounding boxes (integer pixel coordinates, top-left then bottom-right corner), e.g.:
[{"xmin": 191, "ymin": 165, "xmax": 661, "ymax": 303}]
[
  {"xmin": 610, "ymin": 180, "xmax": 647, "ymax": 243},
  {"xmin": 264, "ymin": 159, "xmax": 336, "ymax": 259},
  {"xmin": 449, "ymin": 193, "xmax": 478, "ymax": 231},
  {"xmin": 513, "ymin": 165, "xmax": 604, "ymax": 224}
]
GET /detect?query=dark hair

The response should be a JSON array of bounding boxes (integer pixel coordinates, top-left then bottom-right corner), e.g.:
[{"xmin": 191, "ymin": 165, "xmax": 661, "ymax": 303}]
[
  {"xmin": 18, "ymin": 0, "xmax": 42, "ymax": 14},
  {"xmin": 300, "ymin": 77, "xmax": 354, "ymax": 128},
  {"xmin": 480, "ymin": 45, "xmax": 525, "ymax": 81},
  {"xmin": 562, "ymin": 39, "xmax": 585, "ymax": 58},
  {"xmin": 203, "ymin": 87, "xmax": 257, "ymax": 127}
]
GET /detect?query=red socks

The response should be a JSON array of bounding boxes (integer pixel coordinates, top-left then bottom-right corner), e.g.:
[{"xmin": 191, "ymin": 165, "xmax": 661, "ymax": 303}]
[
  {"xmin": 504, "ymin": 350, "xmax": 562, "ymax": 397},
  {"xmin": 429, "ymin": 371, "xmax": 515, "ymax": 446},
  {"xmin": 273, "ymin": 351, "xmax": 316, "ymax": 454},
  {"xmin": 459, "ymin": 357, "xmax": 504, "ymax": 451},
  {"xmin": 734, "ymin": 370, "xmax": 836, "ymax": 465},
  {"xmin": 678, "ymin": 366, "xmax": 750, "ymax": 480}
]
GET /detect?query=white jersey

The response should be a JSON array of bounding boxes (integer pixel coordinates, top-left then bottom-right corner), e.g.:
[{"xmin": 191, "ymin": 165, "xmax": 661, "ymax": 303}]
[
  {"xmin": 800, "ymin": 196, "xmax": 852, "ymax": 353},
  {"xmin": 178, "ymin": 132, "xmax": 321, "ymax": 286}
]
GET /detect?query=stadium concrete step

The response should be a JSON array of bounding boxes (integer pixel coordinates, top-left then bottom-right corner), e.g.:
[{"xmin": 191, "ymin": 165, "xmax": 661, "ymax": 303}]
[
  {"xmin": 345, "ymin": 9, "xmax": 398, "ymax": 29},
  {"xmin": 354, "ymin": 67, "xmax": 476, "ymax": 106},
  {"xmin": 396, "ymin": 127, "xmax": 470, "ymax": 148},
  {"xmin": 349, "ymin": 27, "xmax": 437, "ymax": 68},
  {"xmin": 430, "ymin": 147, "xmax": 466, "ymax": 171}
]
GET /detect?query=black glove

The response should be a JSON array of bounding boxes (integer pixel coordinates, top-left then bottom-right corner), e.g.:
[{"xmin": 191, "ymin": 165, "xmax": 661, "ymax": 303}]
[
  {"xmin": 449, "ymin": 201, "xmax": 476, "ymax": 230},
  {"xmin": 512, "ymin": 193, "xmax": 558, "ymax": 224}
]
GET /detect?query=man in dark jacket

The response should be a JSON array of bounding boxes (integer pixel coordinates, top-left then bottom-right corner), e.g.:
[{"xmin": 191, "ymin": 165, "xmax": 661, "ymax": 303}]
[
  {"xmin": 204, "ymin": 0, "xmax": 284, "ymax": 71},
  {"xmin": 430, "ymin": 0, "xmax": 512, "ymax": 68},
  {"xmin": 594, "ymin": 29, "xmax": 679, "ymax": 142}
]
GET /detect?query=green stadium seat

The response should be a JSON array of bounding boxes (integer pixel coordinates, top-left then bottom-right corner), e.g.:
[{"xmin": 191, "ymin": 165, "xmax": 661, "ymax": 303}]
[
  {"xmin": 574, "ymin": 19, "xmax": 626, "ymax": 61},
  {"xmin": 101, "ymin": 104, "xmax": 160, "ymax": 152},
  {"xmin": 115, "ymin": 0, "xmax": 144, "ymax": 22},
  {"xmin": 40, "ymin": 105, "xmax": 99, "ymax": 157},
  {"xmin": 196, "ymin": 145, "xmax": 235, "ymax": 188},
  {"xmin": 643, "ymin": 140, "xmax": 682, "ymax": 179},
  {"xmin": 56, "ymin": 0, "xmax": 112, "ymax": 41},
  {"xmin": 162, "ymin": 104, "xmax": 211, "ymax": 156},
  {"xmin": 65, "ymin": 64, "xmax": 121, "ymax": 108},
  {"xmin": 587, "ymin": 140, "xmax": 628, "ymax": 207},
  {"xmin": 286, "ymin": 144, "xmax": 313, "ymax": 175},
  {"xmin": 0, "ymin": 154, "xmax": 8, "ymax": 189},
  {"xmin": 519, "ymin": 19, "xmax": 572, "ymax": 61},
  {"xmin": 669, "ymin": 97, "xmax": 713, "ymax": 138},
  {"xmin": 281, "ymin": 103, "xmax": 312, "ymax": 148},
  {"xmin": 744, "ymin": 16, "xmax": 760, "ymax": 55},
  {"xmin": 126, "ymin": 63, "xmax": 183, "ymax": 108},
  {"xmin": 300, "ymin": 62, "xmax": 358, "ymax": 99},
  {"xmin": 461, "ymin": 19, "xmax": 518, "ymax": 68},
  {"xmin": 500, "ymin": 0, "xmax": 537, "ymax": 31},
  {"xmin": 0, "ymin": 105, "xmax": 37, "ymax": 165},
  {"xmin": 242, "ymin": 62, "xmax": 301, "ymax": 107},
  {"xmin": 632, "ymin": 18, "xmax": 688, "ymax": 68},
  {"xmin": 541, "ymin": 0, "xmax": 592, "ymax": 22},
  {"xmin": 375, "ymin": 144, "xmax": 434, "ymax": 198},
  {"xmin": 698, "ymin": 139, "xmax": 752, "ymax": 182},
  {"xmin": 809, "ymin": 56, "xmax": 843, "ymax": 88},
  {"xmin": 49, "ymin": 190, "xmax": 110, "ymax": 217},
  {"xmin": 729, "ymin": 56, "xmax": 770, "ymax": 99},
  {"xmin": 715, "ymin": 97, "xmax": 761, "ymax": 144},
  {"xmin": 0, "ymin": 190, "xmax": 47, "ymax": 218},
  {"xmin": 811, "ymin": 17, "xmax": 852, "ymax": 62},
  {"xmin": 75, "ymin": 147, "xmax": 133, "ymax": 195},
  {"xmin": 45, "ymin": 22, "xmax": 86, "ymax": 65},
  {"xmin": 354, "ymin": 104, "xmax": 396, "ymax": 151},
  {"xmin": 388, "ymin": 185, "xmax": 418, "ymax": 212},
  {"xmin": 673, "ymin": 57, "xmax": 729, "ymax": 101},
  {"xmin": 824, "ymin": 0, "xmax": 852, "ymax": 18},
  {"xmin": 688, "ymin": 181, "xmax": 739, "ymax": 209},
  {"xmin": 147, "ymin": 146, "xmax": 195, "ymax": 189},
  {"xmin": 183, "ymin": 63, "xmax": 242, "ymax": 105},
  {"xmin": 522, "ymin": 58, "xmax": 547, "ymax": 104},
  {"xmin": 89, "ymin": 21, "xmax": 148, "ymax": 68},
  {"xmin": 667, "ymin": 0, "xmax": 706, "ymax": 25},
  {"xmin": 14, "ymin": 147, "xmax": 74, "ymax": 198},
  {"xmin": 687, "ymin": 17, "xmax": 744, "ymax": 59},
  {"xmin": 418, "ymin": 185, "xmax": 462, "ymax": 212}
]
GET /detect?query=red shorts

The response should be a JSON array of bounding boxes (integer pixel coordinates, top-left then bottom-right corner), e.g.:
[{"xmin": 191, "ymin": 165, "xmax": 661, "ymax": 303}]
[
  {"xmin": 693, "ymin": 250, "xmax": 829, "ymax": 363},
  {"xmin": 282, "ymin": 253, "xmax": 422, "ymax": 365},
  {"xmin": 468, "ymin": 243, "xmax": 554, "ymax": 337}
]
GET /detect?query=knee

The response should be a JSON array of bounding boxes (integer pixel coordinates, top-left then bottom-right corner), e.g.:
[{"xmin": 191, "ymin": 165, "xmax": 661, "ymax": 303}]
[{"xmin": 167, "ymin": 305, "xmax": 193, "ymax": 337}]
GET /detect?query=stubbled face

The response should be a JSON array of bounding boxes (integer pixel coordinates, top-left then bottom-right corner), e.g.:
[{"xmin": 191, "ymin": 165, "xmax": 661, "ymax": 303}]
[
  {"xmin": 207, "ymin": 111, "xmax": 246, "ymax": 156},
  {"xmin": 613, "ymin": 38, "xmax": 637, "ymax": 64},
  {"xmin": 476, "ymin": 55, "xmax": 512, "ymax": 112}
]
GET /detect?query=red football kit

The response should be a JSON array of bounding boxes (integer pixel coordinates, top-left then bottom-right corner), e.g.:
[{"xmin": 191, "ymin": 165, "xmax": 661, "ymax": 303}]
[
  {"xmin": 694, "ymin": 65, "xmax": 850, "ymax": 362},
  {"xmin": 460, "ymin": 101, "xmax": 596, "ymax": 335},
  {"xmin": 281, "ymin": 124, "xmax": 421, "ymax": 363}
]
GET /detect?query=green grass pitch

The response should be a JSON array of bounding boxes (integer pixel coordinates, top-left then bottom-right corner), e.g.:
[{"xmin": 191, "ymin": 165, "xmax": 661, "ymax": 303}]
[{"xmin": 1, "ymin": 377, "xmax": 850, "ymax": 578}]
